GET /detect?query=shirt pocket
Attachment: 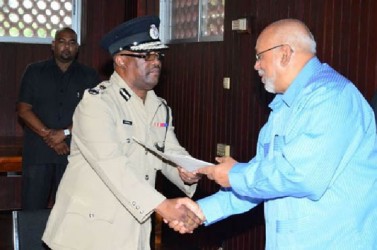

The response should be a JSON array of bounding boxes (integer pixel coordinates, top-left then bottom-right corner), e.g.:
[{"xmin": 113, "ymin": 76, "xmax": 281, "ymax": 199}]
[{"xmin": 117, "ymin": 118, "xmax": 135, "ymax": 155}]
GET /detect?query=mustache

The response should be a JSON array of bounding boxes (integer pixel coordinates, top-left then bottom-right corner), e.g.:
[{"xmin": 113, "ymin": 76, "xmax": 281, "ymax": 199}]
[{"xmin": 149, "ymin": 64, "xmax": 161, "ymax": 73}]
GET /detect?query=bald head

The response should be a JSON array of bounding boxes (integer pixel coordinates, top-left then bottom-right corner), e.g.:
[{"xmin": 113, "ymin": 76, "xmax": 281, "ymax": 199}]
[
  {"xmin": 55, "ymin": 27, "xmax": 77, "ymax": 40},
  {"xmin": 254, "ymin": 19, "xmax": 316, "ymax": 93},
  {"xmin": 259, "ymin": 19, "xmax": 316, "ymax": 54}
]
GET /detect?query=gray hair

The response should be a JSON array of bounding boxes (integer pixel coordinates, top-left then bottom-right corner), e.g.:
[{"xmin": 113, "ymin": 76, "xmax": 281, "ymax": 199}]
[{"xmin": 270, "ymin": 19, "xmax": 317, "ymax": 54}]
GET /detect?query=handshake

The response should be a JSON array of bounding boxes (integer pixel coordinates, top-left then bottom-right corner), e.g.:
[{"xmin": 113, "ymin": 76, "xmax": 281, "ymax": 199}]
[
  {"xmin": 155, "ymin": 156, "xmax": 237, "ymax": 233},
  {"xmin": 155, "ymin": 197, "xmax": 205, "ymax": 234}
]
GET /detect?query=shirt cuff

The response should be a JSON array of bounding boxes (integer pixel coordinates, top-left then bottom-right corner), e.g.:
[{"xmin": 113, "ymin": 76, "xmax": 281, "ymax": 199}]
[{"xmin": 197, "ymin": 196, "xmax": 224, "ymax": 226}]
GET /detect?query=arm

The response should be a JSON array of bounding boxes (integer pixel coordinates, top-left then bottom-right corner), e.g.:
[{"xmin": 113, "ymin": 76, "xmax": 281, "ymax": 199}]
[
  {"xmin": 177, "ymin": 167, "xmax": 202, "ymax": 184},
  {"xmin": 197, "ymin": 84, "xmax": 370, "ymax": 204},
  {"xmin": 232, "ymin": 84, "xmax": 371, "ymax": 200},
  {"xmin": 16, "ymin": 102, "xmax": 50, "ymax": 138},
  {"xmin": 43, "ymin": 126, "xmax": 72, "ymax": 148},
  {"xmin": 166, "ymin": 187, "xmax": 261, "ymax": 233},
  {"xmin": 17, "ymin": 65, "xmax": 50, "ymax": 138},
  {"xmin": 196, "ymin": 156, "xmax": 237, "ymax": 187},
  {"xmin": 197, "ymin": 187, "xmax": 261, "ymax": 226},
  {"xmin": 17, "ymin": 102, "xmax": 70, "ymax": 155}
]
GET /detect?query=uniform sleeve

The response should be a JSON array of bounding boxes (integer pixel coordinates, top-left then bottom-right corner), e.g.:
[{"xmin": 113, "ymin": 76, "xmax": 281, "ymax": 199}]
[
  {"xmin": 230, "ymin": 84, "xmax": 373, "ymax": 201},
  {"xmin": 72, "ymin": 91, "xmax": 165, "ymax": 223}
]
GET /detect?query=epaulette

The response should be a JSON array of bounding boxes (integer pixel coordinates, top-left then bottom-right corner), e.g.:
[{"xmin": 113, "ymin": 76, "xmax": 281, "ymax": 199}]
[
  {"xmin": 88, "ymin": 83, "xmax": 108, "ymax": 95},
  {"xmin": 119, "ymin": 88, "xmax": 131, "ymax": 101},
  {"xmin": 157, "ymin": 97, "xmax": 168, "ymax": 106}
]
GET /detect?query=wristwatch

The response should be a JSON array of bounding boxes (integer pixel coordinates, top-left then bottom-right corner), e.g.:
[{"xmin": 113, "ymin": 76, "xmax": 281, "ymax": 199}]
[{"xmin": 63, "ymin": 129, "xmax": 71, "ymax": 136}]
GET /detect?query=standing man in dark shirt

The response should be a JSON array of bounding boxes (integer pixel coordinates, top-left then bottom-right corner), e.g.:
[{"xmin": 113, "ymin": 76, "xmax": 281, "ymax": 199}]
[{"xmin": 17, "ymin": 27, "xmax": 100, "ymax": 210}]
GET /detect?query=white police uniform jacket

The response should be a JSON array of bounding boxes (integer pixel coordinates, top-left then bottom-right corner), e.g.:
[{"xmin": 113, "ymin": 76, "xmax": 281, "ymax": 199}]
[{"xmin": 43, "ymin": 72, "xmax": 196, "ymax": 250}]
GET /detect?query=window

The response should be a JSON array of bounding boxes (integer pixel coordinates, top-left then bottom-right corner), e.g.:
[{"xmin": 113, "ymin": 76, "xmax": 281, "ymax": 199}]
[
  {"xmin": 0, "ymin": 0, "xmax": 82, "ymax": 44},
  {"xmin": 160, "ymin": 0, "xmax": 225, "ymax": 43}
]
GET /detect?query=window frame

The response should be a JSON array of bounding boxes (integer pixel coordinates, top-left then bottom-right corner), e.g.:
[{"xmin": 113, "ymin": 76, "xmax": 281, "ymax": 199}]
[
  {"xmin": 159, "ymin": 0, "xmax": 224, "ymax": 44},
  {"xmin": 0, "ymin": 0, "xmax": 82, "ymax": 45}
]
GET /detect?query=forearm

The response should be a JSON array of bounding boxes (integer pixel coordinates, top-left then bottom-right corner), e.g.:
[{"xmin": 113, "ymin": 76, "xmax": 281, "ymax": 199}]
[
  {"xmin": 17, "ymin": 103, "xmax": 49, "ymax": 137},
  {"xmin": 197, "ymin": 188, "xmax": 259, "ymax": 225}
]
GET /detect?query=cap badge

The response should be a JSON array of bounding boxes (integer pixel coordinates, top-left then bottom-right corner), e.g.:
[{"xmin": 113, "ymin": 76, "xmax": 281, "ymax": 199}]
[{"xmin": 149, "ymin": 24, "xmax": 159, "ymax": 39}]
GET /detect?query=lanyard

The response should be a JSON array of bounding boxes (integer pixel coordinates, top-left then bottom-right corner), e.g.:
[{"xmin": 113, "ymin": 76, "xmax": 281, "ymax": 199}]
[{"xmin": 154, "ymin": 100, "xmax": 170, "ymax": 153}]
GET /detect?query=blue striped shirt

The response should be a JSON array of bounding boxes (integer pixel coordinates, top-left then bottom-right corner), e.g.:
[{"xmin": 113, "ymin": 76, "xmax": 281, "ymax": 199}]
[{"xmin": 198, "ymin": 57, "xmax": 377, "ymax": 249}]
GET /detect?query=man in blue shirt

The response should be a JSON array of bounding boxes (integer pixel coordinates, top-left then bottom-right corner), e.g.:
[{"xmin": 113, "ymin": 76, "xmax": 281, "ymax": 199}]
[{"xmin": 171, "ymin": 19, "xmax": 377, "ymax": 249}]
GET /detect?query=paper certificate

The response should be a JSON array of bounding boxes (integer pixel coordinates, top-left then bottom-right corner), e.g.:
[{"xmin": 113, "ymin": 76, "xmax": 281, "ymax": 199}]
[{"xmin": 133, "ymin": 137, "xmax": 213, "ymax": 172}]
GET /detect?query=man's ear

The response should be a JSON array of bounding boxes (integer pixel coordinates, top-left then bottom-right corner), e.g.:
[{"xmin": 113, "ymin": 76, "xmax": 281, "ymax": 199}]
[
  {"xmin": 280, "ymin": 45, "xmax": 293, "ymax": 66},
  {"xmin": 114, "ymin": 55, "xmax": 125, "ymax": 67}
]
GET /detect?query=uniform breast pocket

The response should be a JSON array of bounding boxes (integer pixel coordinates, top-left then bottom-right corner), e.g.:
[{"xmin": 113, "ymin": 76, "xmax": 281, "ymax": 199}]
[
  {"xmin": 118, "ymin": 119, "xmax": 134, "ymax": 154},
  {"xmin": 149, "ymin": 124, "xmax": 168, "ymax": 151}
]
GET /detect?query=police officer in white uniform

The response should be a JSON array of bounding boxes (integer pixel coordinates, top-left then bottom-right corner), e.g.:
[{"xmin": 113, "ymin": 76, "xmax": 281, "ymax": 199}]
[{"xmin": 43, "ymin": 16, "xmax": 202, "ymax": 250}]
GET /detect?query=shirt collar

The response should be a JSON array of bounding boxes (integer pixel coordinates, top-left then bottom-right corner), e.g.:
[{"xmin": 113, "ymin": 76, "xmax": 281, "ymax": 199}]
[
  {"xmin": 112, "ymin": 71, "xmax": 158, "ymax": 105},
  {"xmin": 49, "ymin": 58, "xmax": 78, "ymax": 71},
  {"xmin": 269, "ymin": 56, "xmax": 322, "ymax": 110}
]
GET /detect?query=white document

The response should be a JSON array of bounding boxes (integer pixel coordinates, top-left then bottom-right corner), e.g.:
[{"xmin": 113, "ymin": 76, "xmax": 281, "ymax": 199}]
[{"xmin": 133, "ymin": 137, "xmax": 213, "ymax": 172}]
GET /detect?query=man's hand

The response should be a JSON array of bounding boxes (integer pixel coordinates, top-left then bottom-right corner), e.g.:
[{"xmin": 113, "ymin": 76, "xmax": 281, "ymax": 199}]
[
  {"xmin": 44, "ymin": 129, "xmax": 66, "ymax": 148},
  {"xmin": 178, "ymin": 166, "xmax": 202, "ymax": 184},
  {"xmin": 52, "ymin": 142, "xmax": 70, "ymax": 155},
  {"xmin": 195, "ymin": 156, "xmax": 237, "ymax": 187},
  {"xmin": 164, "ymin": 197, "xmax": 206, "ymax": 234},
  {"xmin": 155, "ymin": 198, "xmax": 204, "ymax": 233}
]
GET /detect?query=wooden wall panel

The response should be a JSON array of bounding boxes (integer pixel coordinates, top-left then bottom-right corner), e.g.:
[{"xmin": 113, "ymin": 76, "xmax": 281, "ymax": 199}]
[{"xmin": 320, "ymin": 0, "xmax": 377, "ymax": 99}]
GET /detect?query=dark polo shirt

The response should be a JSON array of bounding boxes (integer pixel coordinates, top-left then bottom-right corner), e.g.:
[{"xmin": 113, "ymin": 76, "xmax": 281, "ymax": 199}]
[{"xmin": 18, "ymin": 59, "xmax": 100, "ymax": 165}]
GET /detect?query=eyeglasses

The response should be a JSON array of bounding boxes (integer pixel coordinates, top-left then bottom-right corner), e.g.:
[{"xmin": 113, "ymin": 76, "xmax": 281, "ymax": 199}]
[
  {"xmin": 119, "ymin": 52, "xmax": 165, "ymax": 61},
  {"xmin": 255, "ymin": 44, "xmax": 285, "ymax": 61}
]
